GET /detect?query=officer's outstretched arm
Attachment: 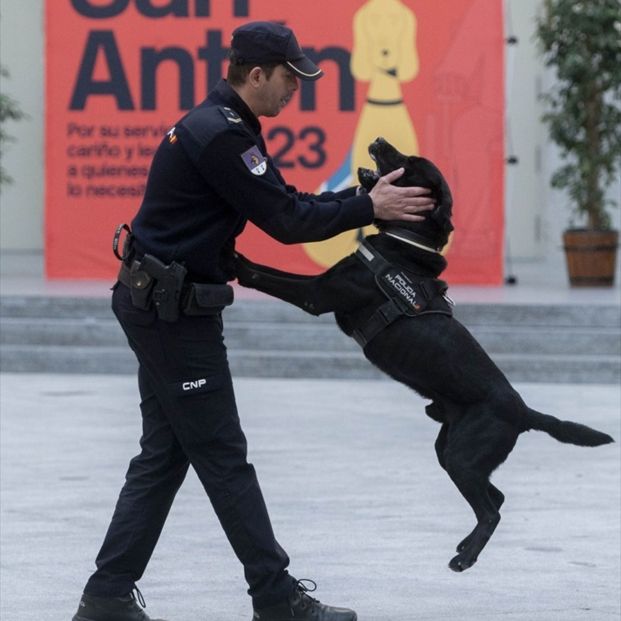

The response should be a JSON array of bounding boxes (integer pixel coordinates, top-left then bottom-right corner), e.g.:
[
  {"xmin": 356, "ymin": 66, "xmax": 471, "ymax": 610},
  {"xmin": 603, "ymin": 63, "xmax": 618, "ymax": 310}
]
[{"xmin": 235, "ymin": 253, "xmax": 336, "ymax": 316}]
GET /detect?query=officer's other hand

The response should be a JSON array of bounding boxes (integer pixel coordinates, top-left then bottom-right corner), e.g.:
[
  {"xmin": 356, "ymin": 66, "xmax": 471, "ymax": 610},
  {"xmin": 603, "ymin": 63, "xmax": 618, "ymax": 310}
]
[{"xmin": 368, "ymin": 168, "xmax": 435, "ymax": 222}]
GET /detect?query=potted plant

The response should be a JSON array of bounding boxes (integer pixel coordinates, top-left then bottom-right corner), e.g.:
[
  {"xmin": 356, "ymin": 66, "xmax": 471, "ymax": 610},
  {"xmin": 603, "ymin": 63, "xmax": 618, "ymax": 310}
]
[
  {"xmin": 536, "ymin": 0, "xmax": 621, "ymax": 286},
  {"xmin": 0, "ymin": 64, "xmax": 25, "ymax": 187}
]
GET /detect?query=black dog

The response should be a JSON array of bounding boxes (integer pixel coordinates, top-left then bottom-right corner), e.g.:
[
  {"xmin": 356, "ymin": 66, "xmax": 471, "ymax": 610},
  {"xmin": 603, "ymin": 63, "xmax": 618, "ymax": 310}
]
[{"xmin": 235, "ymin": 138, "xmax": 614, "ymax": 572}]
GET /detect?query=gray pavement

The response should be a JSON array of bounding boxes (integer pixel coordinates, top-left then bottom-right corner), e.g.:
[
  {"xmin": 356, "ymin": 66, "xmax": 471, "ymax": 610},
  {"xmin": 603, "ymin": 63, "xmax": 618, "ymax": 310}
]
[{"xmin": 1, "ymin": 374, "xmax": 620, "ymax": 620}]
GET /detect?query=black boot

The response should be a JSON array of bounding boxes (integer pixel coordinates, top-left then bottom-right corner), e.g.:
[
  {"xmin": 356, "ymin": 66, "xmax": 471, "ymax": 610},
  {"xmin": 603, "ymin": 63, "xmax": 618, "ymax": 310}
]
[
  {"xmin": 252, "ymin": 580, "xmax": 357, "ymax": 621},
  {"xmin": 71, "ymin": 589, "xmax": 167, "ymax": 621}
]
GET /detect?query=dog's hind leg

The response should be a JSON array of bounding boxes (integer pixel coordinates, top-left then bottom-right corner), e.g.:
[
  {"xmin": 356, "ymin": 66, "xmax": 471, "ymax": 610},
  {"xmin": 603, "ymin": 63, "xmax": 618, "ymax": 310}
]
[
  {"xmin": 436, "ymin": 426, "xmax": 510, "ymax": 516},
  {"xmin": 455, "ymin": 483, "xmax": 505, "ymax": 553},
  {"xmin": 446, "ymin": 467, "xmax": 501, "ymax": 572},
  {"xmin": 435, "ymin": 423, "xmax": 505, "ymax": 555},
  {"xmin": 443, "ymin": 414, "xmax": 518, "ymax": 572}
]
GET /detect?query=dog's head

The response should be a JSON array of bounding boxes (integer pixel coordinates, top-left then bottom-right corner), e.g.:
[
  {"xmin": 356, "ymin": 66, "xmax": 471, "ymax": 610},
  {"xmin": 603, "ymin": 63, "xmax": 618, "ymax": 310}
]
[{"xmin": 358, "ymin": 137, "xmax": 454, "ymax": 248}]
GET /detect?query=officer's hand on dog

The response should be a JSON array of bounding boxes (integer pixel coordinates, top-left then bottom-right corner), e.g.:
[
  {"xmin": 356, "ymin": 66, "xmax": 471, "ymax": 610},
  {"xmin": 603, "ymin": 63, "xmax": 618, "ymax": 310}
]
[{"xmin": 368, "ymin": 168, "xmax": 435, "ymax": 222}]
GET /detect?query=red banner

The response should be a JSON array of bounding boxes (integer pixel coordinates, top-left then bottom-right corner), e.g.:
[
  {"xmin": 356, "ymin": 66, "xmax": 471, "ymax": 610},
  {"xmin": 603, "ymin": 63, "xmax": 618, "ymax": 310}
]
[{"xmin": 46, "ymin": 0, "xmax": 504, "ymax": 283}]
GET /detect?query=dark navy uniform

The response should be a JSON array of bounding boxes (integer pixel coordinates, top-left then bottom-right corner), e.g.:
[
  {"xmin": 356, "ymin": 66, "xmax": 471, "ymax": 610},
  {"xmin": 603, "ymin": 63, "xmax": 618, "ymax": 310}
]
[
  {"xmin": 83, "ymin": 80, "xmax": 373, "ymax": 611},
  {"xmin": 131, "ymin": 80, "xmax": 373, "ymax": 283}
]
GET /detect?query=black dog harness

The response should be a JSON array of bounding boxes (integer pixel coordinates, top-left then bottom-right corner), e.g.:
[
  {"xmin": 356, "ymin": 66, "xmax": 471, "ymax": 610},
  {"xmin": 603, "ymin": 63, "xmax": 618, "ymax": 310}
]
[{"xmin": 352, "ymin": 239, "xmax": 453, "ymax": 347}]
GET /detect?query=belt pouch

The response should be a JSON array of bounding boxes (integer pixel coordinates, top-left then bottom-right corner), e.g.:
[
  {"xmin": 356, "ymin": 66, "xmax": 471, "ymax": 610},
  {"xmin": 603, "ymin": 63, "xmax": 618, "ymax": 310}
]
[
  {"xmin": 129, "ymin": 262, "xmax": 155, "ymax": 310},
  {"xmin": 183, "ymin": 283, "xmax": 234, "ymax": 316}
]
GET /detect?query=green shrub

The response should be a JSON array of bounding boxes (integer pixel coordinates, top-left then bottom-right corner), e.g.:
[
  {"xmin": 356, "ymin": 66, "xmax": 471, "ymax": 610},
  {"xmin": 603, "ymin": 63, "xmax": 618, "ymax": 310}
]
[{"xmin": 536, "ymin": 0, "xmax": 621, "ymax": 229}]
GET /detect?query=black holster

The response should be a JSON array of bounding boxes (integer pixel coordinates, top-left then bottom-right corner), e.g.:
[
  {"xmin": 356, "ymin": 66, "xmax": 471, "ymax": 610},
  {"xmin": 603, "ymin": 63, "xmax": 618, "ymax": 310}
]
[
  {"xmin": 128, "ymin": 262, "xmax": 155, "ymax": 311},
  {"xmin": 117, "ymin": 255, "xmax": 186, "ymax": 322},
  {"xmin": 139, "ymin": 254, "xmax": 187, "ymax": 322},
  {"xmin": 119, "ymin": 259, "xmax": 234, "ymax": 321}
]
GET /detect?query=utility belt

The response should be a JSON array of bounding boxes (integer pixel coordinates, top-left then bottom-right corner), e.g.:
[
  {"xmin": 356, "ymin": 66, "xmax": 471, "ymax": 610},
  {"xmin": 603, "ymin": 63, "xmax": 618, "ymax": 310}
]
[
  {"xmin": 113, "ymin": 224, "xmax": 233, "ymax": 322},
  {"xmin": 352, "ymin": 238, "xmax": 453, "ymax": 348}
]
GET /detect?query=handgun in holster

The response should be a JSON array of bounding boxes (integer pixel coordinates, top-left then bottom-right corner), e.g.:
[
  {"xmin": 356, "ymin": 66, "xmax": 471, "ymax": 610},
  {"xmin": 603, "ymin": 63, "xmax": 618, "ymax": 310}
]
[{"xmin": 137, "ymin": 254, "xmax": 187, "ymax": 322}]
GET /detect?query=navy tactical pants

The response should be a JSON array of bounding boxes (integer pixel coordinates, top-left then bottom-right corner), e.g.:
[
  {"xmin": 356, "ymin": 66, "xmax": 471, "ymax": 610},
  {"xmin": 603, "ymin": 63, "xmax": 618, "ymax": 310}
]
[{"xmin": 83, "ymin": 283, "xmax": 294, "ymax": 608}]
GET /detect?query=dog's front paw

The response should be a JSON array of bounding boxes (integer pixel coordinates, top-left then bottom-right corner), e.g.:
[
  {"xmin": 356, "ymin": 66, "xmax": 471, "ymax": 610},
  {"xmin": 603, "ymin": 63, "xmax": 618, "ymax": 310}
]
[
  {"xmin": 234, "ymin": 253, "xmax": 261, "ymax": 287},
  {"xmin": 357, "ymin": 167, "xmax": 380, "ymax": 192}
]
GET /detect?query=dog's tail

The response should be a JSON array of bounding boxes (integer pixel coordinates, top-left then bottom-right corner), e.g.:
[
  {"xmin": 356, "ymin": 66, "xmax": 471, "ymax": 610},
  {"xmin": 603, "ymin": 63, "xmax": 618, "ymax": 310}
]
[{"xmin": 524, "ymin": 408, "xmax": 614, "ymax": 447}]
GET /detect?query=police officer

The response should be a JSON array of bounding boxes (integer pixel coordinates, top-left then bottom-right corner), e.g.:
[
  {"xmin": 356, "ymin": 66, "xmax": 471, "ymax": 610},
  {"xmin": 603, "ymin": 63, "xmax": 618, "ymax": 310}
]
[{"xmin": 72, "ymin": 21, "xmax": 434, "ymax": 621}]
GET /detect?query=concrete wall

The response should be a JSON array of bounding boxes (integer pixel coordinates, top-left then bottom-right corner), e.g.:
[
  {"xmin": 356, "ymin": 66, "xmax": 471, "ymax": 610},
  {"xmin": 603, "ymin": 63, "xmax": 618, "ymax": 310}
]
[
  {"xmin": 0, "ymin": 0, "xmax": 45, "ymax": 252},
  {"xmin": 504, "ymin": 0, "xmax": 620, "ymax": 269},
  {"xmin": 504, "ymin": 0, "xmax": 546, "ymax": 260},
  {"xmin": 0, "ymin": 0, "xmax": 619, "ymax": 267}
]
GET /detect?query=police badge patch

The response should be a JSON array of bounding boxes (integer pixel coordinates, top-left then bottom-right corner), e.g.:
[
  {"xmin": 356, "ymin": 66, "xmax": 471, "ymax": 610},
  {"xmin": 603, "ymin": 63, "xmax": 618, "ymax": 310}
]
[{"xmin": 241, "ymin": 146, "xmax": 267, "ymax": 176}]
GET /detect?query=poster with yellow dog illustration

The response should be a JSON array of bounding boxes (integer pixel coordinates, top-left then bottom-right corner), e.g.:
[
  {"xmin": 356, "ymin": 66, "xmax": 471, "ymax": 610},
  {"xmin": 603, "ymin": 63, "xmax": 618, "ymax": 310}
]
[
  {"xmin": 246, "ymin": 0, "xmax": 505, "ymax": 284},
  {"xmin": 45, "ymin": 0, "xmax": 503, "ymax": 283}
]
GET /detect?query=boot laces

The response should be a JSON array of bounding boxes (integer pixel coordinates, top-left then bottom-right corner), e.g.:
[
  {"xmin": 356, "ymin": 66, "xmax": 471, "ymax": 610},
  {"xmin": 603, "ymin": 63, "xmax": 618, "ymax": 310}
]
[
  {"xmin": 130, "ymin": 586, "xmax": 146, "ymax": 608},
  {"xmin": 293, "ymin": 579, "xmax": 319, "ymax": 613}
]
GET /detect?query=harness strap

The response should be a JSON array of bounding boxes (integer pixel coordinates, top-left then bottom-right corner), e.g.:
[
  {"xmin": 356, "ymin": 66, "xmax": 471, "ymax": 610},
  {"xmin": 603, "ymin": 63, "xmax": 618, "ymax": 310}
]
[
  {"xmin": 356, "ymin": 238, "xmax": 390, "ymax": 272},
  {"xmin": 352, "ymin": 239, "xmax": 453, "ymax": 348},
  {"xmin": 352, "ymin": 298, "xmax": 403, "ymax": 347}
]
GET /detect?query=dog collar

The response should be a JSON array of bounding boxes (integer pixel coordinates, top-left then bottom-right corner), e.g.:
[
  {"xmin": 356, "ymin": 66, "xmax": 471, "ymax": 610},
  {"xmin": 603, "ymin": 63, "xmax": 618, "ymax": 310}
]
[{"xmin": 384, "ymin": 231, "xmax": 440, "ymax": 254}]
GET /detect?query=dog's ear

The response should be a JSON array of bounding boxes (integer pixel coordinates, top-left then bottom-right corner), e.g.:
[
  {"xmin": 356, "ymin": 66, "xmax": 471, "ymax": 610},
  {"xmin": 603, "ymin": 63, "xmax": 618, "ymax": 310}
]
[
  {"xmin": 397, "ymin": 6, "xmax": 419, "ymax": 81},
  {"xmin": 407, "ymin": 156, "xmax": 454, "ymax": 237},
  {"xmin": 351, "ymin": 6, "xmax": 373, "ymax": 81},
  {"xmin": 430, "ymin": 203, "xmax": 454, "ymax": 237},
  {"xmin": 429, "ymin": 178, "xmax": 454, "ymax": 236},
  {"xmin": 357, "ymin": 167, "xmax": 380, "ymax": 192}
]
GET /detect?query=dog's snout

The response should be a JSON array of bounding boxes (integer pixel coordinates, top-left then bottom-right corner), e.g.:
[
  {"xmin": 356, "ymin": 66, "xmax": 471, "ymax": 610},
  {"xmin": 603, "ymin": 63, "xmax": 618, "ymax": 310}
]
[{"xmin": 368, "ymin": 137, "xmax": 388, "ymax": 160}]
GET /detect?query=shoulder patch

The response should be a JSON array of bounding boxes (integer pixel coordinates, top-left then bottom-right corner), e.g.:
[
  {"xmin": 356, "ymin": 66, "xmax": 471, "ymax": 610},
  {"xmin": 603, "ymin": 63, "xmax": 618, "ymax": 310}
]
[
  {"xmin": 219, "ymin": 106, "xmax": 243, "ymax": 125},
  {"xmin": 241, "ymin": 146, "xmax": 267, "ymax": 176}
]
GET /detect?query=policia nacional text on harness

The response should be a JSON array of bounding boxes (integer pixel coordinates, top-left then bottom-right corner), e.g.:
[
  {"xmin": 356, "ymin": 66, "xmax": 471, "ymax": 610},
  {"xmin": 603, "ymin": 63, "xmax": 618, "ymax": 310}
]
[
  {"xmin": 352, "ymin": 238, "xmax": 453, "ymax": 347},
  {"xmin": 113, "ymin": 223, "xmax": 233, "ymax": 322}
]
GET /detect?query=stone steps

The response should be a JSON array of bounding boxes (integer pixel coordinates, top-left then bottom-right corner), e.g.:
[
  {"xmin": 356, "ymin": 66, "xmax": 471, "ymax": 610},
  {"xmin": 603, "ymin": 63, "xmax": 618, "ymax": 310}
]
[
  {"xmin": 1, "ymin": 316, "xmax": 620, "ymax": 354},
  {"xmin": 1, "ymin": 296, "xmax": 619, "ymax": 383}
]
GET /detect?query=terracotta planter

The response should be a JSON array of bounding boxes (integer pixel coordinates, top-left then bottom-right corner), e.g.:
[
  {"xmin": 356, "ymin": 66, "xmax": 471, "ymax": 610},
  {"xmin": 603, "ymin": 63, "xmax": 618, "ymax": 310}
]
[{"xmin": 562, "ymin": 229, "xmax": 619, "ymax": 287}]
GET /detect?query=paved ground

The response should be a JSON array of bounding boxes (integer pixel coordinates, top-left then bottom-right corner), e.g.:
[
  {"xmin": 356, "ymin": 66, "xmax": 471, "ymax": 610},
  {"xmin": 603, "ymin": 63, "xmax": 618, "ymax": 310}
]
[{"xmin": 1, "ymin": 374, "xmax": 619, "ymax": 620}]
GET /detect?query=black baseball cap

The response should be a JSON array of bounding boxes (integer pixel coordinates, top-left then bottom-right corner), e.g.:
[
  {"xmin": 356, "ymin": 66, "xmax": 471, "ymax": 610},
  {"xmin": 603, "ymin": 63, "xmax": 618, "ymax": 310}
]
[{"xmin": 230, "ymin": 21, "xmax": 323, "ymax": 81}]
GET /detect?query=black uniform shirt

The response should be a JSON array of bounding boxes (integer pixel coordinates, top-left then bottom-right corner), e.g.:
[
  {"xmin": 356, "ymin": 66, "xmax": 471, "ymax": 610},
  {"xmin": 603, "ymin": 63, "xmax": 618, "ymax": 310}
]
[{"xmin": 131, "ymin": 80, "xmax": 374, "ymax": 283}]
